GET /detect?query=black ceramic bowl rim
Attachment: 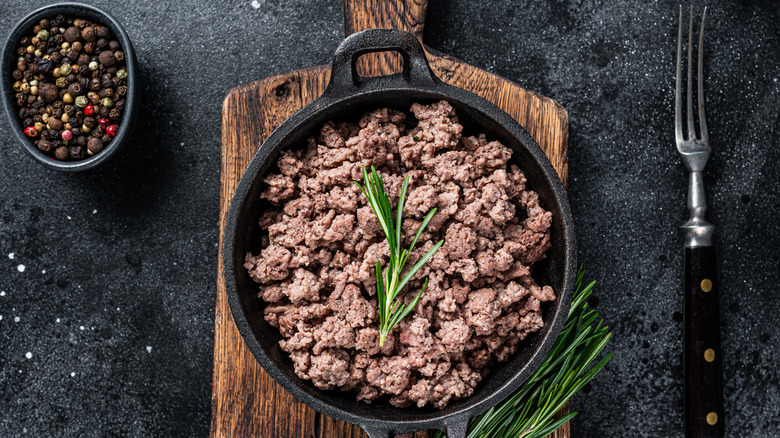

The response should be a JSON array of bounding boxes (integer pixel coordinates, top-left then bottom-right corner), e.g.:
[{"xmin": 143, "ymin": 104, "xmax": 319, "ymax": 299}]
[
  {"xmin": 223, "ymin": 29, "xmax": 577, "ymax": 438},
  {"xmin": 0, "ymin": 2, "xmax": 138, "ymax": 171}
]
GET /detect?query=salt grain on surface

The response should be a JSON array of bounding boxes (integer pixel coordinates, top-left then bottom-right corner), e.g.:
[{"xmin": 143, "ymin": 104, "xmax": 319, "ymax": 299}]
[
  {"xmin": 25, "ymin": 352, "xmax": 32, "ymax": 359},
  {"xmin": 14, "ymin": 317, "xmax": 20, "ymax": 322},
  {"xmin": 8, "ymin": 252, "xmax": 14, "ymax": 259},
  {"xmin": 146, "ymin": 346, "xmax": 153, "ymax": 353},
  {"xmin": 17, "ymin": 264, "xmax": 25, "ymax": 272}
]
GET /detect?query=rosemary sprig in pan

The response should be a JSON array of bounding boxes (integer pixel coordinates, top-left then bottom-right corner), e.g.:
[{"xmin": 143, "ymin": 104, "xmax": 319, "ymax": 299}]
[
  {"xmin": 434, "ymin": 266, "xmax": 612, "ymax": 438},
  {"xmin": 355, "ymin": 166, "xmax": 444, "ymax": 347}
]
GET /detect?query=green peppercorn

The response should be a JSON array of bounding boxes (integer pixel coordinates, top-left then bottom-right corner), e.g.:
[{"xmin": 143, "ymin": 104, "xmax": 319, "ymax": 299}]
[
  {"xmin": 101, "ymin": 97, "xmax": 113, "ymax": 108},
  {"xmin": 55, "ymin": 77, "xmax": 68, "ymax": 88},
  {"xmin": 37, "ymin": 29, "xmax": 50, "ymax": 41},
  {"xmin": 75, "ymin": 96, "xmax": 88, "ymax": 108},
  {"xmin": 116, "ymin": 68, "xmax": 127, "ymax": 79},
  {"xmin": 60, "ymin": 63, "xmax": 72, "ymax": 75}
]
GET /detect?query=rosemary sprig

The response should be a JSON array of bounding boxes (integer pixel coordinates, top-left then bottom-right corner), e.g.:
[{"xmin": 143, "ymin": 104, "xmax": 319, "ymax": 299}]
[
  {"xmin": 355, "ymin": 166, "xmax": 444, "ymax": 347},
  {"xmin": 434, "ymin": 266, "xmax": 612, "ymax": 438}
]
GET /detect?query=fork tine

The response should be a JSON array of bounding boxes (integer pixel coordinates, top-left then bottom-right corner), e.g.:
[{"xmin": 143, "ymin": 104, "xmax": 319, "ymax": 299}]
[
  {"xmin": 686, "ymin": 7, "xmax": 695, "ymax": 140},
  {"xmin": 675, "ymin": 6, "xmax": 684, "ymax": 143},
  {"xmin": 698, "ymin": 7, "xmax": 709, "ymax": 144}
]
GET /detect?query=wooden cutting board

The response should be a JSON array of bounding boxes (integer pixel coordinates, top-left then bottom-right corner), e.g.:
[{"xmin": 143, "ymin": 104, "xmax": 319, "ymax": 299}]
[{"xmin": 211, "ymin": 1, "xmax": 570, "ymax": 437}]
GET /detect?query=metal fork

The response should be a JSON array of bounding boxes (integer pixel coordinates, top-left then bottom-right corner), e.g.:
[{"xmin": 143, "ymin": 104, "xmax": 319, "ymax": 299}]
[{"xmin": 675, "ymin": 7, "xmax": 724, "ymax": 438}]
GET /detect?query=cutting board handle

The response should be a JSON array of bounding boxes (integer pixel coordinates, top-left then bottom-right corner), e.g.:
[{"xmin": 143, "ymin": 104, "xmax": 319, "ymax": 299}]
[
  {"xmin": 326, "ymin": 28, "xmax": 438, "ymax": 95},
  {"xmin": 344, "ymin": 0, "xmax": 428, "ymax": 40}
]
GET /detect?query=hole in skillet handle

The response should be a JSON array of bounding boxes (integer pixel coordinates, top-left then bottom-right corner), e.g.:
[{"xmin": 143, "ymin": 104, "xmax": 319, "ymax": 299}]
[
  {"xmin": 360, "ymin": 418, "xmax": 469, "ymax": 438},
  {"xmin": 325, "ymin": 28, "xmax": 437, "ymax": 96}
]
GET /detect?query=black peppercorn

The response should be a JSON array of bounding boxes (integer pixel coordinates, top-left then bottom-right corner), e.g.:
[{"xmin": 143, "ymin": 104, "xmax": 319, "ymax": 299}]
[
  {"xmin": 81, "ymin": 27, "xmax": 96, "ymax": 42},
  {"xmin": 79, "ymin": 77, "xmax": 89, "ymax": 89},
  {"xmin": 98, "ymin": 106, "xmax": 110, "ymax": 118},
  {"xmin": 92, "ymin": 127, "xmax": 103, "ymax": 137},
  {"xmin": 64, "ymin": 105, "xmax": 75, "ymax": 116},
  {"xmin": 83, "ymin": 41, "xmax": 95, "ymax": 54},
  {"xmin": 113, "ymin": 51, "xmax": 124, "ymax": 63},
  {"xmin": 55, "ymin": 146, "xmax": 69, "ymax": 160},
  {"xmin": 12, "ymin": 70, "xmax": 22, "ymax": 80},
  {"xmin": 77, "ymin": 136, "xmax": 87, "ymax": 146},
  {"xmin": 50, "ymin": 52, "xmax": 62, "ymax": 64},
  {"xmin": 114, "ymin": 100, "xmax": 125, "ymax": 111},
  {"xmin": 112, "ymin": 77, "xmax": 122, "ymax": 88},
  {"xmin": 87, "ymin": 137, "xmax": 103, "ymax": 155},
  {"xmin": 71, "ymin": 127, "xmax": 81, "ymax": 137},
  {"xmin": 108, "ymin": 108, "xmax": 120, "ymax": 120},
  {"xmin": 64, "ymin": 26, "xmax": 80, "ymax": 43},
  {"xmin": 47, "ymin": 118, "xmax": 63, "ymax": 130},
  {"xmin": 100, "ymin": 133, "xmax": 110, "ymax": 143},
  {"xmin": 20, "ymin": 36, "xmax": 29, "ymax": 45},
  {"xmin": 66, "ymin": 74, "xmax": 77, "ymax": 83},
  {"xmin": 96, "ymin": 26, "xmax": 111, "ymax": 39},
  {"xmin": 77, "ymin": 54, "xmax": 90, "ymax": 66},
  {"xmin": 54, "ymin": 34, "xmax": 65, "ymax": 45},
  {"xmin": 36, "ymin": 58, "xmax": 53, "ymax": 74},
  {"xmin": 100, "ymin": 74, "xmax": 112, "ymax": 88},
  {"xmin": 67, "ymin": 83, "xmax": 84, "ymax": 96},
  {"xmin": 83, "ymin": 116, "xmax": 95, "ymax": 128},
  {"xmin": 69, "ymin": 146, "xmax": 84, "ymax": 159},
  {"xmin": 22, "ymin": 117, "xmax": 33, "ymax": 127},
  {"xmin": 66, "ymin": 48, "xmax": 78, "ymax": 60},
  {"xmin": 96, "ymin": 38, "xmax": 107, "ymax": 49},
  {"xmin": 37, "ymin": 139, "xmax": 52, "ymax": 152},
  {"xmin": 108, "ymin": 40, "xmax": 120, "ymax": 51},
  {"xmin": 18, "ymin": 108, "xmax": 29, "ymax": 118},
  {"xmin": 46, "ymin": 129, "xmax": 59, "ymax": 139},
  {"xmin": 33, "ymin": 115, "xmax": 42, "ymax": 123}
]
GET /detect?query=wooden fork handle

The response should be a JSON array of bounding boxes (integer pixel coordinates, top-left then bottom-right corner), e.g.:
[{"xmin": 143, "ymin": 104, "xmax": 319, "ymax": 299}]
[{"xmin": 684, "ymin": 245, "xmax": 724, "ymax": 438}]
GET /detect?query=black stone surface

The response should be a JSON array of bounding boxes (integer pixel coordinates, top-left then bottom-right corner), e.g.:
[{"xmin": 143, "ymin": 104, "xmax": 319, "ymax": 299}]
[{"xmin": 0, "ymin": 0, "xmax": 777, "ymax": 437}]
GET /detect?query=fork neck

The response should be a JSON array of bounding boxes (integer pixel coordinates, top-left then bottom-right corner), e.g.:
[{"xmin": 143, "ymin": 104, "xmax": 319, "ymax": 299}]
[{"xmin": 682, "ymin": 170, "xmax": 715, "ymax": 248}]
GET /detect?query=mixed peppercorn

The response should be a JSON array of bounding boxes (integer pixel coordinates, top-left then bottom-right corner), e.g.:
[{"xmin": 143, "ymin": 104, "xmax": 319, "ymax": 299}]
[{"xmin": 10, "ymin": 14, "xmax": 128, "ymax": 161}]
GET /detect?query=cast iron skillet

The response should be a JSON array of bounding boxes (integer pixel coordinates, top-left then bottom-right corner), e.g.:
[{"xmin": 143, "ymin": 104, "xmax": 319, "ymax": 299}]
[{"xmin": 224, "ymin": 29, "xmax": 576, "ymax": 438}]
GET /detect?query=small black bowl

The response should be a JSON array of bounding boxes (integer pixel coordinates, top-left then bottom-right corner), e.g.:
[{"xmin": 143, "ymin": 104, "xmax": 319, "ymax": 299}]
[{"xmin": 0, "ymin": 2, "xmax": 138, "ymax": 171}]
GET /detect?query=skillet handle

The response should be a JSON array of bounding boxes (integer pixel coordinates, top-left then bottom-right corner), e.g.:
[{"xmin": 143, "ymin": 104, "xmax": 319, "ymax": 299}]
[
  {"xmin": 361, "ymin": 425, "xmax": 392, "ymax": 438},
  {"xmin": 326, "ymin": 28, "xmax": 438, "ymax": 94},
  {"xmin": 360, "ymin": 418, "xmax": 469, "ymax": 438}
]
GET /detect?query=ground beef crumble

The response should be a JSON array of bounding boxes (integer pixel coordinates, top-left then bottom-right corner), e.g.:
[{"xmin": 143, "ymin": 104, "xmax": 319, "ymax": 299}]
[{"xmin": 245, "ymin": 101, "xmax": 555, "ymax": 408}]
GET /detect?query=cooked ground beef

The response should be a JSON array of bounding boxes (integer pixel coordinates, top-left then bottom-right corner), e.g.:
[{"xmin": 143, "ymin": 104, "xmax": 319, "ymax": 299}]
[{"xmin": 245, "ymin": 101, "xmax": 555, "ymax": 408}]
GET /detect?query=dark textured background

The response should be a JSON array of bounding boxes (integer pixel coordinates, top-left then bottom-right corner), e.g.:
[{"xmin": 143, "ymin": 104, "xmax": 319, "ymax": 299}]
[{"xmin": 0, "ymin": 0, "xmax": 778, "ymax": 437}]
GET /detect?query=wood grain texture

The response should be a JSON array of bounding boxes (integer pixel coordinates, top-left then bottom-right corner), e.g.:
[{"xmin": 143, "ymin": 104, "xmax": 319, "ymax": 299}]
[{"xmin": 211, "ymin": 1, "xmax": 570, "ymax": 437}]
